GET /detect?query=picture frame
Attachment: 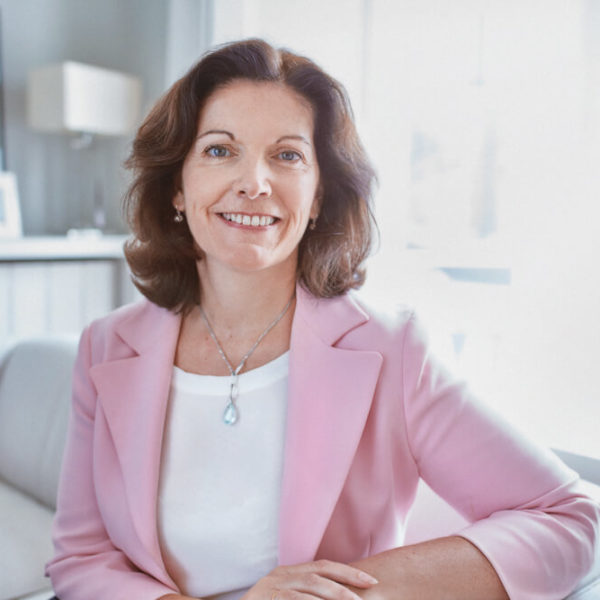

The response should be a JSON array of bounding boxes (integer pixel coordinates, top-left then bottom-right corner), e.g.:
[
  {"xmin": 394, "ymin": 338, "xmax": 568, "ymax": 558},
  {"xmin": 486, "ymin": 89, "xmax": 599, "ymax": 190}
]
[{"xmin": 0, "ymin": 172, "xmax": 22, "ymax": 238}]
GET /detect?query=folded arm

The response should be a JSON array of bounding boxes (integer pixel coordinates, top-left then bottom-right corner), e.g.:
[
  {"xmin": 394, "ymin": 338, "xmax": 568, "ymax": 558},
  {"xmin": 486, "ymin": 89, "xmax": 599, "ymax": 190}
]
[
  {"xmin": 397, "ymin": 313, "xmax": 600, "ymax": 598},
  {"xmin": 348, "ymin": 536, "xmax": 508, "ymax": 599}
]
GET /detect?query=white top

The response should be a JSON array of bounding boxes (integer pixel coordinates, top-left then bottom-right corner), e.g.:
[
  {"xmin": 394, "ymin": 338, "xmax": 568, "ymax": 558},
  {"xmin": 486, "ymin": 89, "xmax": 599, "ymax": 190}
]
[{"xmin": 157, "ymin": 352, "xmax": 289, "ymax": 600}]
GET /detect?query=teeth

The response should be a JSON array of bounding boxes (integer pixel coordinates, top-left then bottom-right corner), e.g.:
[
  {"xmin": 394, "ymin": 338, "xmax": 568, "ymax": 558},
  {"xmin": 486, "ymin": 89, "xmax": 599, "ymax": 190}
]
[{"xmin": 222, "ymin": 213, "xmax": 275, "ymax": 227}]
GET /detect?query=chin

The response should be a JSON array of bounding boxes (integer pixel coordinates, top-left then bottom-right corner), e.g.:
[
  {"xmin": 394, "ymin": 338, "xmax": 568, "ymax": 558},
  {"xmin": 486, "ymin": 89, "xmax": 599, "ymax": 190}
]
[
  {"xmin": 199, "ymin": 242, "xmax": 298, "ymax": 276},
  {"xmin": 213, "ymin": 251, "xmax": 271, "ymax": 272},
  {"xmin": 227, "ymin": 250, "xmax": 297, "ymax": 276}
]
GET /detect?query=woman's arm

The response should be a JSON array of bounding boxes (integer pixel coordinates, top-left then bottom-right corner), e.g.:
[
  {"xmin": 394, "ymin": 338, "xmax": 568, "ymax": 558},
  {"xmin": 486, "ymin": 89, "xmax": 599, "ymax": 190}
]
[
  {"xmin": 155, "ymin": 539, "xmax": 506, "ymax": 600},
  {"xmin": 46, "ymin": 325, "xmax": 176, "ymax": 600},
  {"xmin": 158, "ymin": 561, "xmax": 379, "ymax": 600},
  {"xmin": 396, "ymin": 312, "xmax": 599, "ymax": 598},
  {"xmin": 347, "ymin": 536, "xmax": 508, "ymax": 599}
]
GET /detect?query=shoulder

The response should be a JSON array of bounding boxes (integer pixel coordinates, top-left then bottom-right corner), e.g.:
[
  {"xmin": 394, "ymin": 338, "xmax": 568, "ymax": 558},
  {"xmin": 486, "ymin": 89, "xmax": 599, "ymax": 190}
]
[
  {"xmin": 351, "ymin": 291, "xmax": 414, "ymax": 331},
  {"xmin": 85, "ymin": 298, "xmax": 162, "ymax": 339},
  {"xmin": 348, "ymin": 290, "xmax": 417, "ymax": 344},
  {"xmin": 81, "ymin": 299, "xmax": 177, "ymax": 362},
  {"xmin": 301, "ymin": 287, "xmax": 419, "ymax": 352}
]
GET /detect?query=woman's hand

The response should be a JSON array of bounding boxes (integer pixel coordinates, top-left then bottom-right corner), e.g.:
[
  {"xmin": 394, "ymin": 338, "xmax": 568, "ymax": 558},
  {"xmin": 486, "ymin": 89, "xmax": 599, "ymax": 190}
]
[{"xmin": 241, "ymin": 559, "xmax": 379, "ymax": 599}]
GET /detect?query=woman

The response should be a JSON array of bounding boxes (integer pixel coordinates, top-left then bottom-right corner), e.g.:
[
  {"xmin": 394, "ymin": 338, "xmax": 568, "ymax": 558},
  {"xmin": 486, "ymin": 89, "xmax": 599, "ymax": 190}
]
[{"xmin": 46, "ymin": 39, "xmax": 598, "ymax": 600}]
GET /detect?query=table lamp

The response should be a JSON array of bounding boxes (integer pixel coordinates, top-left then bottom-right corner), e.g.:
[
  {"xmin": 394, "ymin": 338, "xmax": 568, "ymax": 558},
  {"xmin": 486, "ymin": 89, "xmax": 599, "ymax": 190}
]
[{"xmin": 27, "ymin": 61, "xmax": 142, "ymax": 233}]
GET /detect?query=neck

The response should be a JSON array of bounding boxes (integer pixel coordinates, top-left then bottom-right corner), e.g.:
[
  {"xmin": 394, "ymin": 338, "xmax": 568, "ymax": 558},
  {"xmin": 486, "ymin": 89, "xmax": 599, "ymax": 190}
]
[{"xmin": 196, "ymin": 260, "xmax": 297, "ymax": 336}]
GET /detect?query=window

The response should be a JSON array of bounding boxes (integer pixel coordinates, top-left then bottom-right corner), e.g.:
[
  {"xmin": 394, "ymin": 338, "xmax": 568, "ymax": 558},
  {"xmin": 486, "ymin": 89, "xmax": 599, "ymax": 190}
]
[{"xmin": 209, "ymin": 0, "xmax": 600, "ymax": 458}]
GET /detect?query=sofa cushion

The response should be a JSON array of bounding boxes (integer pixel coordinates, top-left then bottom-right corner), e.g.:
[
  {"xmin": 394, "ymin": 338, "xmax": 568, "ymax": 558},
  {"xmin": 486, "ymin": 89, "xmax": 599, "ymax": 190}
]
[
  {"xmin": 0, "ymin": 479, "xmax": 54, "ymax": 600},
  {"xmin": 0, "ymin": 336, "xmax": 78, "ymax": 509}
]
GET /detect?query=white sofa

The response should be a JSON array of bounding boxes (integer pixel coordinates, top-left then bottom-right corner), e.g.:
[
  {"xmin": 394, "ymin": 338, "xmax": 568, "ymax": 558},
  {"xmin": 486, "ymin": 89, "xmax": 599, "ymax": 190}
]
[
  {"xmin": 0, "ymin": 335, "xmax": 598, "ymax": 600},
  {"xmin": 0, "ymin": 336, "xmax": 78, "ymax": 600}
]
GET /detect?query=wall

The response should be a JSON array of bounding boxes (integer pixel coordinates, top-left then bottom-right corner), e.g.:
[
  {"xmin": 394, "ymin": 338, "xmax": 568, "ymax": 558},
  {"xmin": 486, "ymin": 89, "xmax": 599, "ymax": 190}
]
[{"xmin": 0, "ymin": 0, "xmax": 169, "ymax": 234}]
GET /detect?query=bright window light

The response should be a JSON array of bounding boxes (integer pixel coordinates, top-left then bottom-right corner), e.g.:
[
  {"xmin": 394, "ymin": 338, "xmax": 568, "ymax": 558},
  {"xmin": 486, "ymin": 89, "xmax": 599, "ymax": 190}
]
[{"xmin": 212, "ymin": 0, "xmax": 600, "ymax": 458}]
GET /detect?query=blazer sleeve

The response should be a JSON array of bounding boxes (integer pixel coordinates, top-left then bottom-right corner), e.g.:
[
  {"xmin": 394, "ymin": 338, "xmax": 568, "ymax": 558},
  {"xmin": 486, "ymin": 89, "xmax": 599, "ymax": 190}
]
[
  {"xmin": 400, "ymin": 312, "xmax": 600, "ymax": 599},
  {"xmin": 45, "ymin": 324, "xmax": 176, "ymax": 600}
]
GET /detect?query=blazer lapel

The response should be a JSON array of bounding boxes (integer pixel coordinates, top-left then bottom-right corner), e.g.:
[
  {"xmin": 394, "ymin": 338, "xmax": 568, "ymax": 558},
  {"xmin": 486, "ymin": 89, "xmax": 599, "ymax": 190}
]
[
  {"xmin": 89, "ymin": 301, "xmax": 181, "ymax": 583},
  {"xmin": 279, "ymin": 286, "xmax": 383, "ymax": 565},
  {"xmin": 84, "ymin": 292, "xmax": 382, "ymax": 576}
]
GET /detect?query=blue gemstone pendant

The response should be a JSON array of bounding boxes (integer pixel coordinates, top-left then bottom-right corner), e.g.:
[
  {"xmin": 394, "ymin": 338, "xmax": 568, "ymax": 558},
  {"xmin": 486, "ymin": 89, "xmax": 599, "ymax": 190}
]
[{"xmin": 223, "ymin": 401, "xmax": 239, "ymax": 425}]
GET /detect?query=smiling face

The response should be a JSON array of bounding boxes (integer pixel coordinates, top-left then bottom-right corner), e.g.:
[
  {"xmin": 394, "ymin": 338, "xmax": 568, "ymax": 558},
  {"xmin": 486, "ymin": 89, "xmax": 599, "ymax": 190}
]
[{"xmin": 173, "ymin": 79, "xmax": 320, "ymax": 280}]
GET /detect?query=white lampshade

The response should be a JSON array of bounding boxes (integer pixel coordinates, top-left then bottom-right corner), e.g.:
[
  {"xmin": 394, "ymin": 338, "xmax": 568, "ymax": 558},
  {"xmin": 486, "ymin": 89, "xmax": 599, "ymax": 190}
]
[{"xmin": 27, "ymin": 61, "xmax": 142, "ymax": 136}]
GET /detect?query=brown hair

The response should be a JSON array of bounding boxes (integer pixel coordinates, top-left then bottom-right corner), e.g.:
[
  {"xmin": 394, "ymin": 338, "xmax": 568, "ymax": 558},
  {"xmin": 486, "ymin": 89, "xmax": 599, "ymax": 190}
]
[{"xmin": 123, "ymin": 38, "xmax": 377, "ymax": 312}]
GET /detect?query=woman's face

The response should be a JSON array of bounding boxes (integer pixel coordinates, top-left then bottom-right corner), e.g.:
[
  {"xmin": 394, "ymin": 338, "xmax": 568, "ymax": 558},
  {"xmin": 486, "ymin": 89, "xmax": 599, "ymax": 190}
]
[{"xmin": 174, "ymin": 79, "xmax": 320, "ymax": 278}]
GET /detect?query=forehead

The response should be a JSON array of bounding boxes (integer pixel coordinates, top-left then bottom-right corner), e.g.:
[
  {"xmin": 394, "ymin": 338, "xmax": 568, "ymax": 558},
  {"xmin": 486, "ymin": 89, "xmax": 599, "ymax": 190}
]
[{"xmin": 198, "ymin": 80, "xmax": 315, "ymax": 135}]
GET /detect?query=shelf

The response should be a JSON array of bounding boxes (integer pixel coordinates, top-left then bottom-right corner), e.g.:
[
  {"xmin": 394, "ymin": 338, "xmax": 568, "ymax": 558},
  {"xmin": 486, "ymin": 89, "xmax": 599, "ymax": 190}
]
[{"xmin": 0, "ymin": 234, "xmax": 128, "ymax": 262}]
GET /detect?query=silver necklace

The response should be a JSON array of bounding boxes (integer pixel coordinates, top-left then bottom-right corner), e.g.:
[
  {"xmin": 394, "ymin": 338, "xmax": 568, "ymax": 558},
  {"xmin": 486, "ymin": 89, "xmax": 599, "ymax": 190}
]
[{"xmin": 198, "ymin": 295, "xmax": 295, "ymax": 425}]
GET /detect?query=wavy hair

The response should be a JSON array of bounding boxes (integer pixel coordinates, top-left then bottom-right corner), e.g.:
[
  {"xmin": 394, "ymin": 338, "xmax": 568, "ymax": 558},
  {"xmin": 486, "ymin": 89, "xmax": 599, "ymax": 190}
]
[{"xmin": 123, "ymin": 38, "xmax": 377, "ymax": 312}]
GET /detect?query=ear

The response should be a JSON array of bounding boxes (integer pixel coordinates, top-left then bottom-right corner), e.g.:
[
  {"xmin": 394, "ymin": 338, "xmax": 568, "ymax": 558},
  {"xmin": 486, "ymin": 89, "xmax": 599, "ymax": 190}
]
[
  {"xmin": 310, "ymin": 183, "xmax": 323, "ymax": 220},
  {"xmin": 173, "ymin": 190, "xmax": 185, "ymax": 212}
]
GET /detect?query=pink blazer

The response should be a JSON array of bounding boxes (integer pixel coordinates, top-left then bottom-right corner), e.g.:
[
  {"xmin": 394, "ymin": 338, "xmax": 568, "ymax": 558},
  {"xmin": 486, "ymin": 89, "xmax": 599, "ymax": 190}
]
[{"xmin": 46, "ymin": 285, "xmax": 599, "ymax": 599}]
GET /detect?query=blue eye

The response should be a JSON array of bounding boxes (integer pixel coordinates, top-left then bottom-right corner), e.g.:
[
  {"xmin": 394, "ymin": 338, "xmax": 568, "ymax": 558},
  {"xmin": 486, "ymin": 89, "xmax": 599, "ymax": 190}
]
[
  {"xmin": 279, "ymin": 150, "xmax": 301, "ymax": 161},
  {"xmin": 205, "ymin": 145, "xmax": 230, "ymax": 158}
]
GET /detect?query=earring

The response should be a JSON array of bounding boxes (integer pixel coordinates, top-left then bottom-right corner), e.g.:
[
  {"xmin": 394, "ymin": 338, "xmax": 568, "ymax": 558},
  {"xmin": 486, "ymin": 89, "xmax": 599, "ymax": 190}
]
[
  {"xmin": 174, "ymin": 209, "xmax": 184, "ymax": 223},
  {"xmin": 309, "ymin": 217, "xmax": 317, "ymax": 231}
]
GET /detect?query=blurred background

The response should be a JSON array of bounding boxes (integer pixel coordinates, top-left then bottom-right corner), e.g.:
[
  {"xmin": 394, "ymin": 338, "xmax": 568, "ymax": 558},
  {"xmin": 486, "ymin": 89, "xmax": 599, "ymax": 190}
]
[{"xmin": 0, "ymin": 0, "xmax": 598, "ymax": 460}]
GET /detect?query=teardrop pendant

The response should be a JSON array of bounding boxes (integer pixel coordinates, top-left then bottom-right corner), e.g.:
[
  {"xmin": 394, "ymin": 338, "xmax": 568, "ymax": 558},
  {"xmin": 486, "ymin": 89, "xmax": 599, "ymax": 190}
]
[
  {"xmin": 223, "ymin": 401, "xmax": 239, "ymax": 425},
  {"xmin": 198, "ymin": 295, "xmax": 294, "ymax": 426}
]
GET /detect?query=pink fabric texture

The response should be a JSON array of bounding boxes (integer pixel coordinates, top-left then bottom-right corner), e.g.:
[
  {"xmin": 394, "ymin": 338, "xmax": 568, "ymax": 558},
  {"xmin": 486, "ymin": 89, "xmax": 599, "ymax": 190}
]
[{"xmin": 46, "ymin": 285, "xmax": 599, "ymax": 599}]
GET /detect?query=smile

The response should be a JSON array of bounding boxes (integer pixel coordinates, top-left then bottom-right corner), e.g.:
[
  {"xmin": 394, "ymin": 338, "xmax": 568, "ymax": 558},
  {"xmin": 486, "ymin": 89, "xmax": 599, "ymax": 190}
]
[{"xmin": 220, "ymin": 213, "xmax": 277, "ymax": 227}]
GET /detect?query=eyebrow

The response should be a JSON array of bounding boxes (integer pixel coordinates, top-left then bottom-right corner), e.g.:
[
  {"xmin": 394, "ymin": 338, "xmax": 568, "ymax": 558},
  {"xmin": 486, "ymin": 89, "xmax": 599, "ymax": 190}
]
[
  {"xmin": 196, "ymin": 129, "xmax": 235, "ymax": 140},
  {"xmin": 276, "ymin": 134, "xmax": 312, "ymax": 146},
  {"xmin": 195, "ymin": 130, "xmax": 312, "ymax": 146}
]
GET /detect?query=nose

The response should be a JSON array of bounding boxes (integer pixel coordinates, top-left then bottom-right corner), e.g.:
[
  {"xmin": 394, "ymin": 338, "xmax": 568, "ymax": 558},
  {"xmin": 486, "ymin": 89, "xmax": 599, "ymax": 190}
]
[{"xmin": 235, "ymin": 157, "xmax": 271, "ymax": 200}]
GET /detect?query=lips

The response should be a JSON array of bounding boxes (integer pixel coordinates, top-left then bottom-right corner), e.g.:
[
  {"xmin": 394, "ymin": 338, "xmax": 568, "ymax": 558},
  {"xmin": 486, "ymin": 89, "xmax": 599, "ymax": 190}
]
[{"xmin": 220, "ymin": 212, "xmax": 278, "ymax": 227}]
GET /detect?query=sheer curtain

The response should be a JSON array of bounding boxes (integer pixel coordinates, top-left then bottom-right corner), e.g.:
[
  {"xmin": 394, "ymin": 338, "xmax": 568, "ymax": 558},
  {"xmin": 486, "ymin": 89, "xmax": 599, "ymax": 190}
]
[{"xmin": 361, "ymin": 0, "xmax": 600, "ymax": 459}]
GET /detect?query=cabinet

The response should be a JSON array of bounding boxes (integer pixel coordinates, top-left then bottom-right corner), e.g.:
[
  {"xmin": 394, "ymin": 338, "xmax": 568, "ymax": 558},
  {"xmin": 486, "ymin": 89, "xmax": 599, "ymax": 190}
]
[{"xmin": 0, "ymin": 235, "xmax": 137, "ymax": 338}]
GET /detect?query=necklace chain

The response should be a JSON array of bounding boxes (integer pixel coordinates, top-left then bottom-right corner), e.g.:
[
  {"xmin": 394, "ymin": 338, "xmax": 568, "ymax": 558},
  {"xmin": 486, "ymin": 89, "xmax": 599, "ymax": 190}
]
[{"xmin": 198, "ymin": 294, "xmax": 295, "ymax": 425}]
